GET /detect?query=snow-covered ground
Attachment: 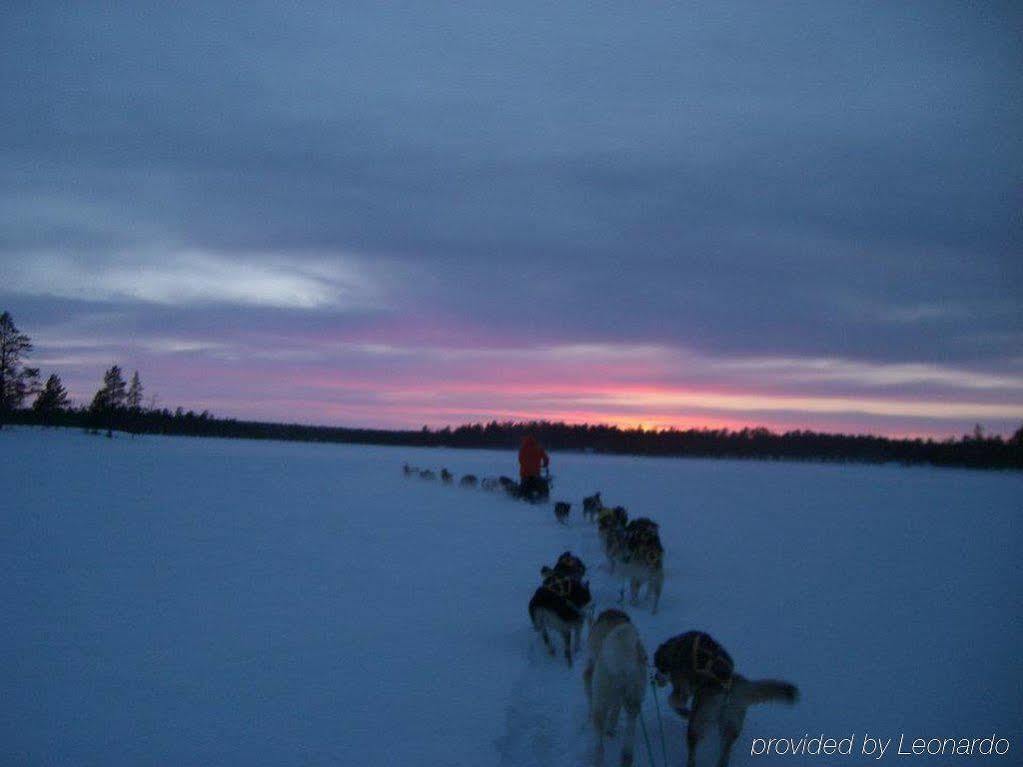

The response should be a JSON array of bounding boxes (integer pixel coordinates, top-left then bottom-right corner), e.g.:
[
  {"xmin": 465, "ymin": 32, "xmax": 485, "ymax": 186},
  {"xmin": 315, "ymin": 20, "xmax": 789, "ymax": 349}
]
[{"xmin": 2, "ymin": 427, "xmax": 1020, "ymax": 766}]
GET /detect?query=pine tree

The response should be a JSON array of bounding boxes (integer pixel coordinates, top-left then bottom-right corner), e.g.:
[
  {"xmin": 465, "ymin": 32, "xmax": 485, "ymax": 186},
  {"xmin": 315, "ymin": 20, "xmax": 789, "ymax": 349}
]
[
  {"xmin": 33, "ymin": 373, "xmax": 70, "ymax": 414},
  {"xmin": 126, "ymin": 371, "xmax": 144, "ymax": 410},
  {"xmin": 0, "ymin": 311, "xmax": 37, "ymax": 425},
  {"xmin": 91, "ymin": 365, "xmax": 128, "ymax": 412}
]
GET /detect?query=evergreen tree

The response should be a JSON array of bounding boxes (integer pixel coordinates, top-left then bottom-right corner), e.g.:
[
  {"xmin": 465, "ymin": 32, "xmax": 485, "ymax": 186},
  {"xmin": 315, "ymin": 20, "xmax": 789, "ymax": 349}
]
[
  {"xmin": 126, "ymin": 370, "xmax": 144, "ymax": 410},
  {"xmin": 0, "ymin": 311, "xmax": 38, "ymax": 425},
  {"xmin": 91, "ymin": 365, "xmax": 128, "ymax": 412},
  {"xmin": 33, "ymin": 373, "xmax": 70, "ymax": 414}
]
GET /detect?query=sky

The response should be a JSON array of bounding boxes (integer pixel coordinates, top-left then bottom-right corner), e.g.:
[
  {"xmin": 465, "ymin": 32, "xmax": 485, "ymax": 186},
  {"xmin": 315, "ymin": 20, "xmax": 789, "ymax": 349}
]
[{"xmin": 2, "ymin": 1, "xmax": 1021, "ymax": 437}]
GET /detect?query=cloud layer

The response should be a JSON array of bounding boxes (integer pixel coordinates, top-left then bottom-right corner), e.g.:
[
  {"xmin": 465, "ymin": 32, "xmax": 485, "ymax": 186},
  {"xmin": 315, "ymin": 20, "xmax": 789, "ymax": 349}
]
[{"xmin": 1, "ymin": 2, "xmax": 1020, "ymax": 436}]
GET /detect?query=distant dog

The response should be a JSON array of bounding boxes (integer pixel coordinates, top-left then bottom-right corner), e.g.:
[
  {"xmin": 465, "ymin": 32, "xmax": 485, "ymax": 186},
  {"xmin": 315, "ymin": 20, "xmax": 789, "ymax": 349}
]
[
  {"xmin": 625, "ymin": 517, "xmax": 659, "ymax": 544},
  {"xmin": 615, "ymin": 542, "xmax": 664, "ymax": 614},
  {"xmin": 598, "ymin": 508, "xmax": 630, "ymax": 572},
  {"xmin": 440, "ymin": 468, "xmax": 453, "ymax": 483},
  {"xmin": 598, "ymin": 506, "xmax": 628, "ymax": 530},
  {"xmin": 601, "ymin": 523, "xmax": 629, "ymax": 573},
  {"xmin": 582, "ymin": 492, "xmax": 603, "ymax": 522},
  {"xmin": 419, "ymin": 469, "xmax": 436, "ymax": 480},
  {"xmin": 403, "ymin": 463, "xmax": 417, "ymax": 476},
  {"xmin": 529, "ymin": 567, "xmax": 592, "ymax": 665},
  {"xmin": 459, "ymin": 474, "xmax": 478, "ymax": 488},
  {"xmin": 498, "ymin": 476, "xmax": 519, "ymax": 497},
  {"xmin": 554, "ymin": 501, "xmax": 571, "ymax": 524},
  {"xmin": 480, "ymin": 477, "xmax": 500, "ymax": 492},
  {"xmin": 608, "ymin": 518, "xmax": 663, "ymax": 612},
  {"xmin": 585, "ymin": 610, "xmax": 648, "ymax": 766}
]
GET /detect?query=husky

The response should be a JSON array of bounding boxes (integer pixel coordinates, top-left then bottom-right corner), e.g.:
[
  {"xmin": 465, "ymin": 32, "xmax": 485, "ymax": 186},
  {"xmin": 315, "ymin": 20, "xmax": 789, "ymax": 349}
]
[
  {"xmin": 529, "ymin": 574, "xmax": 592, "ymax": 665},
  {"xmin": 583, "ymin": 609, "xmax": 631, "ymax": 701},
  {"xmin": 402, "ymin": 463, "xmax": 417, "ymax": 476},
  {"xmin": 540, "ymin": 552, "xmax": 593, "ymax": 626},
  {"xmin": 542, "ymin": 551, "xmax": 586, "ymax": 580},
  {"xmin": 610, "ymin": 520, "xmax": 664, "ymax": 611},
  {"xmin": 624, "ymin": 517, "xmax": 659, "ymax": 543},
  {"xmin": 599, "ymin": 516, "xmax": 631, "ymax": 573},
  {"xmin": 582, "ymin": 492, "xmax": 603, "ymax": 522},
  {"xmin": 419, "ymin": 469, "xmax": 436, "ymax": 480},
  {"xmin": 682, "ymin": 675, "xmax": 798, "ymax": 767},
  {"xmin": 585, "ymin": 611, "xmax": 648, "ymax": 766},
  {"xmin": 459, "ymin": 474, "xmax": 478, "ymax": 487},
  {"xmin": 554, "ymin": 501, "xmax": 571, "ymax": 523},
  {"xmin": 653, "ymin": 632, "xmax": 797, "ymax": 767},
  {"xmin": 614, "ymin": 542, "xmax": 664, "ymax": 614},
  {"xmin": 480, "ymin": 477, "xmax": 500, "ymax": 491},
  {"xmin": 440, "ymin": 468, "xmax": 453, "ymax": 483},
  {"xmin": 597, "ymin": 505, "xmax": 628, "ymax": 529}
]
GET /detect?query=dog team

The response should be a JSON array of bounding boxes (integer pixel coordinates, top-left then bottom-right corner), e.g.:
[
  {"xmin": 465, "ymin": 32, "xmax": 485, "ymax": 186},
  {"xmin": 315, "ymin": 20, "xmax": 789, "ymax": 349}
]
[{"xmin": 403, "ymin": 459, "xmax": 798, "ymax": 766}]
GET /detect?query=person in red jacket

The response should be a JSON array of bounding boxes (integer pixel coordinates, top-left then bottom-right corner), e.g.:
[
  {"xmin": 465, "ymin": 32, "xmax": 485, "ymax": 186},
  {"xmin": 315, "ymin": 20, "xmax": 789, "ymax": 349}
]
[{"xmin": 518, "ymin": 434, "xmax": 550, "ymax": 501}]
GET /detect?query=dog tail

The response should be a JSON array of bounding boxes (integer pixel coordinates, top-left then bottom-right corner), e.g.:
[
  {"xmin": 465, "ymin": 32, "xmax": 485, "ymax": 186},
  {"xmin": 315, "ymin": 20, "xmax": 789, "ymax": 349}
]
[{"xmin": 736, "ymin": 678, "xmax": 798, "ymax": 706}]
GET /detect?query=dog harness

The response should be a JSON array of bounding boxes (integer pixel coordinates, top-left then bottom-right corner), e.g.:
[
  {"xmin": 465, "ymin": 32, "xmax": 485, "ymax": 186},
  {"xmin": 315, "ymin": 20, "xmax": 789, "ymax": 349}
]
[{"xmin": 656, "ymin": 632, "xmax": 734, "ymax": 690}]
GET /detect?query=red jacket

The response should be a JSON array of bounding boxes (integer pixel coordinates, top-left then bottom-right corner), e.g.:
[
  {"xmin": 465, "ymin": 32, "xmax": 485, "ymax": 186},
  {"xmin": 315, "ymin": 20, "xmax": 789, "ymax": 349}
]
[{"xmin": 519, "ymin": 436, "xmax": 549, "ymax": 479}]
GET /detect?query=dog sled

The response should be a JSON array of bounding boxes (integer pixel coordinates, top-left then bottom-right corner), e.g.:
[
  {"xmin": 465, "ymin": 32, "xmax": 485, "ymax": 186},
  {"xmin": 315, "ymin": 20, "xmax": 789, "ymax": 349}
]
[{"xmin": 518, "ymin": 470, "xmax": 551, "ymax": 503}]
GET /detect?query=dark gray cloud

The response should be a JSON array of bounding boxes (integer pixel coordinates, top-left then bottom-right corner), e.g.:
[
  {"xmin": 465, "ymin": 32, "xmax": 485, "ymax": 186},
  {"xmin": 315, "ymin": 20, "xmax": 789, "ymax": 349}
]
[{"xmin": 1, "ymin": 1, "xmax": 1021, "ymax": 431}]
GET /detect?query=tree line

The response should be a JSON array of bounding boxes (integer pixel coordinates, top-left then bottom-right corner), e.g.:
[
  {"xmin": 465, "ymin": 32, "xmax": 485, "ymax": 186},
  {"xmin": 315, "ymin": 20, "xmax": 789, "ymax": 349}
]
[
  {"xmin": 1, "ymin": 311, "xmax": 147, "ymax": 437},
  {"xmin": 2, "ymin": 309, "xmax": 1021, "ymax": 469}
]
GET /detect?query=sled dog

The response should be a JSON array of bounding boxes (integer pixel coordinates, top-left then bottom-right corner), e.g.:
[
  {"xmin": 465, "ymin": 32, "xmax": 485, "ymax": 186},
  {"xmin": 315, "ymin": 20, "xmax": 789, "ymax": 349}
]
[
  {"xmin": 585, "ymin": 611, "xmax": 647, "ymax": 766},
  {"xmin": 653, "ymin": 632, "xmax": 797, "ymax": 767},
  {"xmin": 582, "ymin": 492, "xmax": 603, "ymax": 522},
  {"xmin": 529, "ymin": 574, "xmax": 591, "ymax": 665},
  {"xmin": 542, "ymin": 551, "xmax": 587, "ymax": 580},
  {"xmin": 615, "ymin": 542, "xmax": 664, "ymax": 614},
  {"xmin": 682, "ymin": 675, "xmax": 798, "ymax": 767},
  {"xmin": 554, "ymin": 501, "xmax": 571, "ymax": 523}
]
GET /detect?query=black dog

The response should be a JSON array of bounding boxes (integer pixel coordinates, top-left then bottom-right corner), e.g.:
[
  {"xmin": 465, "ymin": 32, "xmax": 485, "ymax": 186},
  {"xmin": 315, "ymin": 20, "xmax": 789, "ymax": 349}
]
[
  {"xmin": 529, "ymin": 571, "xmax": 591, "ymax": 666},
  {"xmin": 554, "ymin": 501, "xmax": 571, "ymax": 523}
]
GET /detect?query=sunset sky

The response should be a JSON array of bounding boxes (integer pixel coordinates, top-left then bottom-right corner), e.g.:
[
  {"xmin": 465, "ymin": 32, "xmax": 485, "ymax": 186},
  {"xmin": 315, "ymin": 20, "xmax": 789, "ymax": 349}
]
[{"xmin": 2, "ymin": 2, "xmax": 1021, "ymax": 437}]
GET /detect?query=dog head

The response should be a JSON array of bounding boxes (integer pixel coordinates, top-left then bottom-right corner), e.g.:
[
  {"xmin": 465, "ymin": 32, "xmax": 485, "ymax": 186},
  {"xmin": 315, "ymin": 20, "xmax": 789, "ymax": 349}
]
[
  {"xmin": 594, "ymin": 608, "xmax": 631, "ymax": 628},
  {"xmin": 554, "ymin": 551, "xmax": 585, "ymax": 578}
]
